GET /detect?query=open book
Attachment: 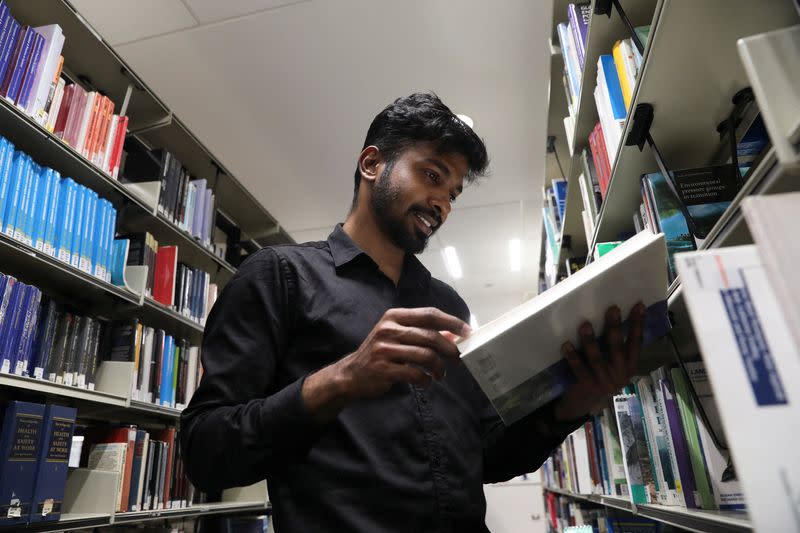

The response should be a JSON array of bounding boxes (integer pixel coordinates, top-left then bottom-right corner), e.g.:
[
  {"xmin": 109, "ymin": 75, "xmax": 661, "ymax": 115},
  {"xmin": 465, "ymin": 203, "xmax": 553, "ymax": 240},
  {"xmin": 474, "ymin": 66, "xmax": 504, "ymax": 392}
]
[{"xmin": 458, "ymin": 230, "xmax": 669, "ymax": 425}]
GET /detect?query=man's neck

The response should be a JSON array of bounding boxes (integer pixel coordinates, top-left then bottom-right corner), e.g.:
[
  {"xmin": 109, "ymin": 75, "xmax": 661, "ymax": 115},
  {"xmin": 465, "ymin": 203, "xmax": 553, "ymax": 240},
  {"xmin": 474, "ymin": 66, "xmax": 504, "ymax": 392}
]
[{"xmin": 342, "ymin": 211, "xmax": 405, "ymax": 285}]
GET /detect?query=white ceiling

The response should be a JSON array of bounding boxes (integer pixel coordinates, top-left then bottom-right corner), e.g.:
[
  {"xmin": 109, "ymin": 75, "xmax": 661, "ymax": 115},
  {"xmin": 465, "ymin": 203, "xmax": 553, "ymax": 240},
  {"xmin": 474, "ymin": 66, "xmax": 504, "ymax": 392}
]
[{"xmin": 72, "ymin": 0, "xmax": 554, "ymax": 324}]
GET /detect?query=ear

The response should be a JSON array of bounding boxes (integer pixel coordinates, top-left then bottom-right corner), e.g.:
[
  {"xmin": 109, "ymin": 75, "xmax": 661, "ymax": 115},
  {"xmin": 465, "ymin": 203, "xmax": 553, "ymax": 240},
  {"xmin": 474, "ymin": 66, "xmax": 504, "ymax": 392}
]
[{"xmin": 358, "ymin": 146, "xmax": 384, "ymax": 185}]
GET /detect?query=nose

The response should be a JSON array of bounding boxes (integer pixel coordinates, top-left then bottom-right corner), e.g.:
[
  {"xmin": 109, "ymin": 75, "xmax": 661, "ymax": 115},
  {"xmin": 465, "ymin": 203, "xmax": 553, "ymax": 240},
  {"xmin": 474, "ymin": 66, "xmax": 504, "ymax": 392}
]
[{"xmin": 430, "ymin": 197, "xmax": 450, "ymax": 223}]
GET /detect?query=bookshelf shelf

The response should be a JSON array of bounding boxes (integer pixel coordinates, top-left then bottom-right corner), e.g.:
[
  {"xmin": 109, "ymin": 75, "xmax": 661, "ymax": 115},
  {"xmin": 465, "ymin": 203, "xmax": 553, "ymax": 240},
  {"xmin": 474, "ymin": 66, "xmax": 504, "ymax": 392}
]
[
  {"xmin": 0, "ymin": 371, "xmax": 128, "ymax": 408},
  {"xmin": 140, "ymin": 296, "xmax": 205, "ymax": 343},
  {"xmin": 112, "ymin": 501, "xmax": 271, "ymax": 525},
  {"xmin": 589, "ymin": 0, "xmax": 798, "ymax": 251},
  {"xmin": 544, "ymin": 487, "xmax": 751, "ymax": 533},
  {"xmin": 129, "ymin": 399, "xmax": 183, "ymax": 420},
  {"xmin": 0, "ymin": 512, "xmax": 111, "ymax": 533},
  {"xmin": 0, "ymin": 231, "xmax": 140, "ymax": 309}
]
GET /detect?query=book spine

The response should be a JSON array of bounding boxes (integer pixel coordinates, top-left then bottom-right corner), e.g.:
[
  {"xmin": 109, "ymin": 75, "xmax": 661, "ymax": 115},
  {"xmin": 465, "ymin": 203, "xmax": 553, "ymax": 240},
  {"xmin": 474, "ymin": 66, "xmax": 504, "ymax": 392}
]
[
  {"xmin": 29, "ymin": 27, "xmax": 64, "ymax": 121},
  {"xmin": 69, "ymin": 185, "xmax": 86, "ymax": 268},
  {"xmin": 29, "ymin": 404, "xmax": 76, "ymax": 523},
  {"xmin": 0, "ymin": 4, "xmax": 12, "ymax": 79},
  {"xmin": 567, "ymin": 4, "xmax": 585, "ymax": 69},
  {"xmin": 0, "ymin": 19, "xmax": 20, "ymax": 85},
  {"xmin": 660, "ymin": 377, "xmax": 698, "ymax": 508},
  {"xmin": 1, "ymin": 26, "xmax": 32, "ymax": 102},
  {"xmin": 15, "ymin": 30, "xmax": 45, "ymax": 110},
  {"xmin": 0, "ymin": 401, "xmax": 46, "ymax": 525}
]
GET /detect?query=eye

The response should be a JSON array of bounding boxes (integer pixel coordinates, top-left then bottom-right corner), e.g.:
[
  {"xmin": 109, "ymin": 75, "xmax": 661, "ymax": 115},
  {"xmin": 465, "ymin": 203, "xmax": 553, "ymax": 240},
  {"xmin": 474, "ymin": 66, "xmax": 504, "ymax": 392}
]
[
  {"xmin": 425, "ymin": 170, "xmax": 440, "ymax": 184},
  {"xmin": 449, "ymin": 193, "xmax": 457, "ymax": 203}
]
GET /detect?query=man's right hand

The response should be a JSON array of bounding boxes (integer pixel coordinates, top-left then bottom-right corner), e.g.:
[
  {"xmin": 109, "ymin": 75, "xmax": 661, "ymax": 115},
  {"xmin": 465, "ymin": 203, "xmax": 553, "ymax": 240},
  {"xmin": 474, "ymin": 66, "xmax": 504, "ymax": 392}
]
[{"xmin": 301, "ymin": 308, "xmax": 470, "ymax": 423}]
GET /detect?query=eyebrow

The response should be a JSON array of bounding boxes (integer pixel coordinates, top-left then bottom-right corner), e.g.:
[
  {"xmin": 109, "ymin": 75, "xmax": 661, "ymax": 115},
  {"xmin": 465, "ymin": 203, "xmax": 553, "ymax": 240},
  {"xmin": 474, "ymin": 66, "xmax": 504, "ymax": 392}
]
[{"xmin": 423, "ymin": 157, "xmax": 463, "ymax": 194}]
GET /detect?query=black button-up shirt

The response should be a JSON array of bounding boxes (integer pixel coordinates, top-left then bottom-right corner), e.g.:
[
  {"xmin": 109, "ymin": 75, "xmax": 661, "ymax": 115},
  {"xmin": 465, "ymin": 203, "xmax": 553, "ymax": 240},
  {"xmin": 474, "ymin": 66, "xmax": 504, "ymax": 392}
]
[{"xmin": 181, "ymin": 225, "xmax": 581, "ymax": 532}]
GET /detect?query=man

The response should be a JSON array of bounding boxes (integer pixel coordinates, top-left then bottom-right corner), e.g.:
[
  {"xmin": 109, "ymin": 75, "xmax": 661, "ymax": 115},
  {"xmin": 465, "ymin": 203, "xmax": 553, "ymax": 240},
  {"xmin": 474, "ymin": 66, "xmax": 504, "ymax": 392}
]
[{"xmin": 180, "ymin": 92, "xmax": 644, "ymax": 532}]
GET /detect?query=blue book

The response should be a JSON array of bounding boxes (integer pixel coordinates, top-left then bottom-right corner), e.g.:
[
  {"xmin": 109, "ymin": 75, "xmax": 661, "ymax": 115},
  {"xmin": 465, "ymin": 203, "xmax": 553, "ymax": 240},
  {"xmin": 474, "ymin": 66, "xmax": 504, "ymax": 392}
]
[
  {"xmin": 14, "ymin": 285, "xmax": 40, "ymax": 376},
  {"xmin": 0, "ymin": 274, "xmax": 16, "ymax": 351},
  {"xmin": 29, "ymin": 404, "xmax": 76, "ymax": 522},
  {"xmin": 568, "ymin": 3, "xmax": 591, "ymax": 69},
  {"xmin": 110, "ymin": 238, "xmax": 129, "ymax": 286},
  {"xmin": 103, "ymin": 204, "xmax": 117, "ymax": 283},
  {"xmin": 32, "ymin": 168, "xmax": 55, "ymax": 251},
  {"xmin": 4, "ymin": 26, "xmax": 35, "ymax": 104},
  {"xmin": 0, "ymin": 4, "xmax": 11, "ymax": 69},
  {"xmin": 2, "ymin": 152, "xmax": 27, "ymax": 238},
  {"xmin": 0, "ymin": 18, "xmax": 19, "ymax": 89},
  {"xmin": 599, "ymin": 54, "xmax": 627, "ymax": 120},
  {"xmin": 128, "ymin": 429, "xmax": 147, "ymax": 512},
  {"xmin": 91, "ymin": 199, "xmax": 107, "ymax": 279},
  {"xmin": 15, "ymin": 29, "xmax": 44, "ymax": 110},
  {"xmin": 556, "ymin": 22, "xmax": 581, "ymax": 103},
  {"xmin": 53, "ymin": 177, "xmax": 77, "ymax": 264},
  {"xmin": 4, "ymin": 283, "xmax": 30, "ymax": 375},
  {"xmin": 553, "ymin": 180, "xmax": 568, "ymax": 222},
  {"xmin": 40, "ymin": 170, "xmax": 60, "ymax": 257},
  {"xmin": 160, "ymin": 335, "xmax": 173, "ymax": 407},
  {"xmin": 78, "ymin": 190, "xmax": 97, "ymax": 274},
  {"xmin": 69, "ymin": 185, "xmax": 86, "ymax": 268},
  {"xmin": 0, "ymin": 137, "xmax": 14, "ymax": 229},
  {"xmin": 20, "ymin": 163, "xmax": 42, "ymax": 246},
  {"xmin": 0, "ymin": 400, "xmax": 45, "ymax": 526}
]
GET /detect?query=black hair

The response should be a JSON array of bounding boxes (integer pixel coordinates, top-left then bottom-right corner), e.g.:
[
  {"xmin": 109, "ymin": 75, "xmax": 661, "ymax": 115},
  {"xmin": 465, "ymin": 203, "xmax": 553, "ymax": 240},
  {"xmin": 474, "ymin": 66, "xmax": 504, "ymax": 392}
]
[{"xmin": 352, "ymin": 92, "xmax": 489, "ymax": 208}]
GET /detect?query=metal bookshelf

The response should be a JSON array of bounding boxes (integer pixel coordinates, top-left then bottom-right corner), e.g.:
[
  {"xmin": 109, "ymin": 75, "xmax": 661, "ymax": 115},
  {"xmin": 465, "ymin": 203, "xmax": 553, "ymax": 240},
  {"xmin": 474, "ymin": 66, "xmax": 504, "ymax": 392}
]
[{"xmin": 544, "ymin": 487, "xmax": 751, "ymax": 533}]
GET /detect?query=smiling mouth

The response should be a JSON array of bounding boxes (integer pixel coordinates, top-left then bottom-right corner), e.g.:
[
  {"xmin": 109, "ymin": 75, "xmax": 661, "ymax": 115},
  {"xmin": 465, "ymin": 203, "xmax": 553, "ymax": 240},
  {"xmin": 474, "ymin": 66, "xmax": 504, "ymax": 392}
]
[{"xmin": 413, "ymin": 211, "xmax": 439, "ymax": 237}]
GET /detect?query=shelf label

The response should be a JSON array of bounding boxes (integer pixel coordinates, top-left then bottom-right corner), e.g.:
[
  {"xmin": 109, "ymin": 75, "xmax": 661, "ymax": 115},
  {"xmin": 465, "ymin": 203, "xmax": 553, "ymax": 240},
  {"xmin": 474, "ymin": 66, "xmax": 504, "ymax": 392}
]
[{"xmin": 0, "ymin": 359, "xmax": 9, "ymax": 374}]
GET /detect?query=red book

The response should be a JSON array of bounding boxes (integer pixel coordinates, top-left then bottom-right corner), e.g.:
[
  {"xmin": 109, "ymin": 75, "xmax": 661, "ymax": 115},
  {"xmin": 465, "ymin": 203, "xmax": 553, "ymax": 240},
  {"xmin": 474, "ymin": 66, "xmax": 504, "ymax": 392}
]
[
  {"xmin": 593, "ymin": 123, "xmax": 613, "ymax": 198},
  {"xmin": 81, "ymin": 426, "xmax": 138, "ymax": 512},
  {"xmin": 153, "ymin": 245, "xmax": 178, "ymax": 307},
  {"xmin": 52, "ymin": 83, "xmax": 74, "ymax": 138},
  {"xmin": 110, "ymin": 115, "xmax": 128, "ymax": 179},
  {"xmin": 587, "ymin": 125, "xmax": 606, "ymax": 194},
  {"xmin": 150, "ymin": 427, "xmax": 176, "ymax": 509}
]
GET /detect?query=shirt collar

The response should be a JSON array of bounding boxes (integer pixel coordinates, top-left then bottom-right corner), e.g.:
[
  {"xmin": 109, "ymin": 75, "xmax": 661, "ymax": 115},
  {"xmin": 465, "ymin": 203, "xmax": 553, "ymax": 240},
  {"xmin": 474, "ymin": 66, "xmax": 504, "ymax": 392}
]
[{"xmin": 327, "ymin": 224, "xmax": 432, "ymax": 288}]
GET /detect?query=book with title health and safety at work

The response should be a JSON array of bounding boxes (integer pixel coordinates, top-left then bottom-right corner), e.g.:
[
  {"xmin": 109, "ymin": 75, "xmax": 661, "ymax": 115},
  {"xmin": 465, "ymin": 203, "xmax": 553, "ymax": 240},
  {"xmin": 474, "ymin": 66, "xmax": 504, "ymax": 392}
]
[{"xmin": 458, "ymin": 230, "xmax": 670, "ymax": 425}]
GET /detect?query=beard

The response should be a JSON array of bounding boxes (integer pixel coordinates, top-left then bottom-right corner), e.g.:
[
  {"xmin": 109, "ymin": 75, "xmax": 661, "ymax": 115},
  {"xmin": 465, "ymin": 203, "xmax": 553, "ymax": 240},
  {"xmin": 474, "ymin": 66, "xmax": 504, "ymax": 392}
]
[{"xmin": 371, "ymin": 163, "xmax": 430, "ymax": 254}]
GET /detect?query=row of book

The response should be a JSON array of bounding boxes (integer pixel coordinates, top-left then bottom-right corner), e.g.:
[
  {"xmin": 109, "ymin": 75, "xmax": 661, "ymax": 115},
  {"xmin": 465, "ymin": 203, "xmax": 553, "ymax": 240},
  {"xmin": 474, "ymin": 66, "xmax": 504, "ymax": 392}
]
[
  {"xmin": 0, "ymin": 3, "xmax": 64, "ymax": 126},
  {"xmin": 556, "ymin": 3, "xmax": 590, "ymax": 118},
  {"xmin": 122, "ymin": 144, "xmax": 217, "ymax": 249},
  {"xmin": 541, "ymin": 361, "xmax": 745, "ymax": 511},
  {"xmin": 542, "ymin": 178, "xmax": 568, "ymax": 282},
  {"xmin": 107, "ymin": 318, "xmax": 203, "ymax": 410},
  {"xmin": 79, "ymin": 425, "xmax": 189, "ymax": 513},
  {"xmin": 0, "ymin": 401, "xmax": 77, "ymax": 526},
  {"xmin": 0, "ymin": 135, "xmax": 120, "ymax": 282},
  {"xmin": 545, "ymin": 492, "xmax": 668, "ymax": 533}
]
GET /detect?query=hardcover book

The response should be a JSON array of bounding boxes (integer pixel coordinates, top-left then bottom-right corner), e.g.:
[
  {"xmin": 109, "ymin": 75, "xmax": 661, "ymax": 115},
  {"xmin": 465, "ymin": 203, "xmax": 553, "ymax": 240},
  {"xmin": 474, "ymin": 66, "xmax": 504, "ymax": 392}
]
[
  {"xmin": 458, "ymin": 231, "xmax": 670, "ymax": 424},
  {"xmin": 0, "ymin": 400, "xmax": 45, "ymax": 526},
  {"xmin": 29, "ymin": 404, "xmax": 76, "ymax": 522}
]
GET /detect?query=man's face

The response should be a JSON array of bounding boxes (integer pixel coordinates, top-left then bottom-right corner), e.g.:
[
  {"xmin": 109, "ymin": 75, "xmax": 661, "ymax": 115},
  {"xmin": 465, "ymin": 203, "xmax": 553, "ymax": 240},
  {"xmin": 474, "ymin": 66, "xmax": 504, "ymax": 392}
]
[{"xmin": 370, "ymin": 142, "xmax": 468, "ymax": 254}]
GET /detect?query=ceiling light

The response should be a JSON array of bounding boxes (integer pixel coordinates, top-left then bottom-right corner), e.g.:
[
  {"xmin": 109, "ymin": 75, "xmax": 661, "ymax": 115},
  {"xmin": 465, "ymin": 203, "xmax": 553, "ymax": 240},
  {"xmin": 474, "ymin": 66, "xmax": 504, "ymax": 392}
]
[
  {"xmin": 442, "ymin": 246, "xmax": 463, "ymax": 279},
  {"xmin": 509, "ymin": 238, "xmax": 521, "ymax": 272},
  {"xmin": 456, "ymin": 114, "xmax": 474, "ymax": 129}
]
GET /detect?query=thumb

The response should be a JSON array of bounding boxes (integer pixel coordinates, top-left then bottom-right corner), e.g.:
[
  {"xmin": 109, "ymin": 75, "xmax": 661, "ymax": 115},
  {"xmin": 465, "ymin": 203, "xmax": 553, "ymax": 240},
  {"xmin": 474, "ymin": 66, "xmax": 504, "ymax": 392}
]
[{"xmin": 440, "ymin": 330, "xmax": 466, "ymax": 344}]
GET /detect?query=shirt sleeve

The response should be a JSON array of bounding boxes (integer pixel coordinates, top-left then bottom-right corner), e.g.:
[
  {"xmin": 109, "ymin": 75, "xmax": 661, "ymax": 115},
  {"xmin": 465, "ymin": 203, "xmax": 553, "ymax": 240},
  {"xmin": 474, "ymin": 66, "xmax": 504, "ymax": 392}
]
[
  {"xmin": 443, "ymin": 286, "xmax": 589, "ymax": 483},
  {"xmin": 180, "ymin": 248, "xmax": 323, "ymax": 491}
]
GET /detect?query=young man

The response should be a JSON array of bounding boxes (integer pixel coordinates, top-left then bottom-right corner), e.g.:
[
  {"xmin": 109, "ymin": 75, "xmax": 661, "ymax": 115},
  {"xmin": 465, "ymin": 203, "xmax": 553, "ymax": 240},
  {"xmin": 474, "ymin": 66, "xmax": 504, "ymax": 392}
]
[{"xmin": 180, "ymin": 92, "xmax": 644, "ymax": 532}]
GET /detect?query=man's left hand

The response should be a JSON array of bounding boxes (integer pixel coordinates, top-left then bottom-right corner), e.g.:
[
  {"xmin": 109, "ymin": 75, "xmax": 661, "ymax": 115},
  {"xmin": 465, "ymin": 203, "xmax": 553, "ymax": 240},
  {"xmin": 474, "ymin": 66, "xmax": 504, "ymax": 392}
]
[{"xmin": 553, "ymin": 302, "xmax": 645, "ymax": 422}]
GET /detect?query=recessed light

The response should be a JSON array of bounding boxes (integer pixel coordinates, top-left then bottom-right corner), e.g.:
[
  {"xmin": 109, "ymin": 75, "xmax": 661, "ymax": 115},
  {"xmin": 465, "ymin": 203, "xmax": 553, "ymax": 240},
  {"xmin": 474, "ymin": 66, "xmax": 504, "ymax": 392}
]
[
  {"xmin": 456, "ymin": 114, "xmax": 474, "ymax": 129},
  {"xmin": 442, "ymin": 246, "xmax": 463, "ymax": 279}
]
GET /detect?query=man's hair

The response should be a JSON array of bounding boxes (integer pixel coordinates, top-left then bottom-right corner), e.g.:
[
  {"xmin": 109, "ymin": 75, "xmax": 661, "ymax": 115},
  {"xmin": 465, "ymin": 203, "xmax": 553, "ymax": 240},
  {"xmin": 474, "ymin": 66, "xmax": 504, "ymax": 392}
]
[{"xmin": 352, "ymin": 92, "xmax": 489, "ymax": 208}]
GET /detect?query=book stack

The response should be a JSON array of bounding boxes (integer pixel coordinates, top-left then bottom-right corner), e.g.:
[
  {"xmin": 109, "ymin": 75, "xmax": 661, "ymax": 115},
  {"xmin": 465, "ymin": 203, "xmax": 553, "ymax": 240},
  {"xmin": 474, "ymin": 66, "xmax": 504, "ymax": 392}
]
[
  {"xmin": 545, "ymin": 491, "xmax": 664, "ymax": 533},
  {"xmin": 556, "ymin": 3, "xmax": 590, "ymax": 123},
  {"xmin": 149, "ymin": 245, "xmax": 216, "ymax": 325},
  {"xmin": 121, "ymin": 145, "xmax": 217, "ymax": 248},
  {"xmin": 0, "ymin": 135, "xmax": 119, "ymax": 283},
  {"xmin": 0, "ymin": 401, "xmax": 77, "ymax": 526},
  {"xmin": 104, "ymin": 318, "xmax": 203, "ymax": 410},
  {"xmin": 540, "ymin": 362, "xmax": 745, "ymax": 512},
  {"xmin": 79, "ymin": 425, "xmax": 194, "ymax": 513}
]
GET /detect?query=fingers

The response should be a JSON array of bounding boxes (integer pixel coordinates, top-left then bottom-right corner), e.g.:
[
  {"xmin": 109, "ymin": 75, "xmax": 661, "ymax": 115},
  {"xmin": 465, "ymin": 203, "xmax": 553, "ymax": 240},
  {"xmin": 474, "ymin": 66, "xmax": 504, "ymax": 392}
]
[
  {"xmin": 579, "ymin": 321, "xmax": 616, "ymax": 393},
  {"xmin": 393, "ymin": 326, "xmax": 460, "ymax": 361},
  {"xmin": 388, "ymin": 345, "xmax": 446, "ymax": 380},
  {"xmin": 390, "ymin": 363, "xmax": 433, "ymax": 388},
  {"xmin": 626, "ymin": 302, "xmax": 645, "ymax": 375},
  {"xmin": 388, "ymin": 307, "xmax": 471, "ymax": 337},
  {"xmin": 561, "ymin": 341, "xmax": 595, "ymax": 392},
  {"xmin": 604, "ymin": 306, "xmax": 627, "ymax": 387}
]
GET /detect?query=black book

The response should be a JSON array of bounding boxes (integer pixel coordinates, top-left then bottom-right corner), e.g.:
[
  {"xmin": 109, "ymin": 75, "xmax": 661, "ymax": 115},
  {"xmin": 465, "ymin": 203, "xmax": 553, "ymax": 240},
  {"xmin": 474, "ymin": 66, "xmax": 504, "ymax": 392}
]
[
  {"xmin": 61, "ymin": 315, "xmax": 83, "ymax": 385},
  {"xmin": 105, "ymin": 318, "xmax": 140, "ymax": 362},
  {"xmin": 119, "ymin": 233, "xmax": 148, "ymax": 267},
  {"xmin": 149, "ymin": 330, "xmax": 163, "ymax": 404},
  {"xmin": 73, "ymin": 316, "xmax": 94, "ymax": 386},
  {"xmin": 30, "ymin": 299, "xmax": 59, "ymax": 378},
  {"xmin": 85, "ymin": 320, "xmax": 103, "ymax": 388},
  {"xmin": 46, "ymin": 313, "xmax": 72, "ymax": 382}
]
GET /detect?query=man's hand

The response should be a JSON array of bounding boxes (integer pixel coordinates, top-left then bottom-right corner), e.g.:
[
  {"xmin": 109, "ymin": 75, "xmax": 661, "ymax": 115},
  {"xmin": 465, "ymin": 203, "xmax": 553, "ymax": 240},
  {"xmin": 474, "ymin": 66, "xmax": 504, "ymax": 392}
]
[
  {"xmin": 553, "ymin": 302, "xmax": 645, "ymax": 422},
  {"xmin": 302, "ymin": 308, "xmax": 470, "ymax": 422}
]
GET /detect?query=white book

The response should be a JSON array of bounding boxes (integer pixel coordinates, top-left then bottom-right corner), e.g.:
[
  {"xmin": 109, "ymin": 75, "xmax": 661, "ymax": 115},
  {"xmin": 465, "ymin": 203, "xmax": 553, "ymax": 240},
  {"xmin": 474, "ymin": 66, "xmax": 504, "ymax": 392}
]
[
  {"xmin": 101, "ymin": 114, "xmax": 119, "ymax": 173},
  {"xmin": 45, "ymin": 78, "xmax": 65, "ymax": 132},
  {"xmin": 742, "ymin": 193, "xmax": 800, "ymax": 353},
  {"xmin": 134, "ymin": 433, "xmax": 150, "ymax": 512},
  {"xmin": 87, "ymin": 442, "xmax": 128, "ymax": 513},
  {"xmin": 459, "ymin": 230, "xmax": 669, "ymax": 424},
  {"xmin": 571, "ymin": 427, "xmax": 594, "ymax": 494},
  {"xmin": 675, "ymin": 245, "xmax": 800, "ymax": 531},
  {"xmin": 580, "ymin": 209, "xmax": 594, "ymax": 247},
  {"xmin": 27, "ymin": 25, "xmax": 64, "ymax": 120},
  {"xmin": 140, "ymin": 326, "xmax": 154, "ymax": 402},
  {"xmin": 185, "ymin": 346, "xmax": 199, "ymax": 405}
]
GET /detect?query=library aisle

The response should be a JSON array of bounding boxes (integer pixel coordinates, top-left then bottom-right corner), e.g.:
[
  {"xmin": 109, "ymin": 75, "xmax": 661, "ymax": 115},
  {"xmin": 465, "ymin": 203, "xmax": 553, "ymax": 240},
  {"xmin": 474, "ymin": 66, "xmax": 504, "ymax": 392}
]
[{"xmin": 0, "ymin": 1, "xmax": 798, "ymax": 532}]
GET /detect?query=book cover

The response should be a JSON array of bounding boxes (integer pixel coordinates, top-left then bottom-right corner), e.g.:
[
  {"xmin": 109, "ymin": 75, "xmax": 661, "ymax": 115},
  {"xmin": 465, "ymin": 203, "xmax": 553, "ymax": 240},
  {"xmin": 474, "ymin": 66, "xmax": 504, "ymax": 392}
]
[
  {"xmin": 2, "ymin": 152, "xmax": 26, "ymax": 238},
  {"xmin": 0, "ymin": 18, "xmax": 20, "ymax": 86},
  {"xmin": 13, "ymin": 159, "xmax": 36, "ymax": 245},
  {"xmin": 83, "ymin": 426, "xmax": 137, "ymax": 512},
  {"xmin": 598, "ymin": 54, "xmax": 626, "ymax": 121},
  {"xmin": 110, "ymin": 115, "xmax": 128, "ymax": 179},
  {"xmin": 45, "ymin": 312, "xmax": 72, "ymax": 383},
  {"xmin": 79, "ymin": 190, "xmax": 98, "ymax": 274},
  {"xmin": 26, "ymin": 24, "xmax": 63, "ymax": 120},
  {"xmin": 51, "ymin": 82, "xmax": 74, "ymax": 139},
  {"xmin": 29, "ymin": 404, "xmax": 76, "ymax": 522},
  {"xmin": 0, "ymin": 282, "xmax": 27, "ymax": 374},
  {"xmin": 636, "ymin": 375, "xmax": 680, "ymax": 506},
  {"xmin": 676, "ymin": 245, "xmax": 798, "ymax": 530},
  {"xmin": 567, "ymin": 3, "xmax": 590, "ymax": 69},
  {"xmin": 0, "ymin": 4, "xmax": 13, "ymax": 76},
  {"xmin": 459, "ymin": 231, "xmax": 670, "ymax": 424},
  {"xmin": 150, "ymin": 427, "xmax": 176, "ymax": 510},
  {"xmin": 69, "ymin": 185, "xmax": 86, "ymax": 268},
  {"xmin": 30, "ymin": 299, "xmax": 58, "ymax": 380},
  {"xmin": 600, "ymin": 407, "xmax": 627, "ymax": 497},
  {"xmin": 103, "ymin": 205, "xmax": 117, "ymax": 283},
  {"xmin": 671, "ymin": 368, "xmax": 715, "ymax": 509},
  {"xmin": 2, "ymin": 26, "xmax": 34, "ymax": 103},
  {"xmin": 127, "ymin": 429, "xmax": 147, "ymax": 512},
  {"xmin": 0, "ymin": 138, "xmax": 14, "ymax": 228},
  {"xmin": 613, "ymin": 394, "xmax": 648, "ymax": 504},
  {"xmin": 91, "ymin": 199, "xmax": 108, "ymax": 279},
  {"xmin": 660, "ymin": 376, "xmax": 698, "ymax": 508},
  {"xmin": 32, "ymin": 168, "xmax": 54, "ymax": 251},
  {"xmin": 556, "ymin": 22, "xmax": 581, "ymax": 107},
  {"xmin": 14, "ymin": 285, "xmax": 40, "ymax": 376},
  {"xmin": 110, "ymin": 238, "xmax": 129, "ymax": 287},
  {"xmin": 101, "ymin": 114, "xmax": 118, "ymax": 172},
  {"xmin": 0, "ymin": 400, "xmax": 45, "ymax": 525},
  {"xmin": 153, "ymin": 245, "xmax": 178, "ymax": 307},
  {"xmin": 15, "ymin": 29, "xmax": 45, "ymax": 110},
  {"xmin": 53, "ymin": 177, "xmax": 76, "ymax": 264}
]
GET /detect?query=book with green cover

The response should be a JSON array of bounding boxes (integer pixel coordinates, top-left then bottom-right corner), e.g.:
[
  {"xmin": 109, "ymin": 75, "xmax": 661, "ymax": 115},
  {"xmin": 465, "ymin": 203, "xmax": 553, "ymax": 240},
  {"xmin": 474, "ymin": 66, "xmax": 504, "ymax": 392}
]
[
  {"xmin": 601, "ymin": 407, "xmax": 628, "ymax": 497},
  {"xmin": 671, "ymin": 368, "xmax": 715, "ymax": 509}
]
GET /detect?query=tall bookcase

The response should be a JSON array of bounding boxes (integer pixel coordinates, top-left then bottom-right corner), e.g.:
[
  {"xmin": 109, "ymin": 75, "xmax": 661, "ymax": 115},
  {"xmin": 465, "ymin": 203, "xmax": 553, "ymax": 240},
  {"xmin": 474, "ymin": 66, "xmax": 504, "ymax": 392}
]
[
  {"xmin": 0, "ymin": 0, "xmax": 286, "ymax": 530},
  {"xmin": 539, "ymin": 0, "xmax": 799, "ymax": 531}
]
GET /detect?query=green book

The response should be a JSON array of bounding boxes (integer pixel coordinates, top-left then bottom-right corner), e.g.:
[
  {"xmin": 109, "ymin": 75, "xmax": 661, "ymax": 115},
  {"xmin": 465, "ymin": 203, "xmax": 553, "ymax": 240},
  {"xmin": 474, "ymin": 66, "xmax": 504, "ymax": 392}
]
[
  {"xmin": 594, "ymin": 241, "xmax": 623, "ymax": 259},
  {"xmin": 671, "ymin": 368, "xmax": 715, "ymax": 509}
]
